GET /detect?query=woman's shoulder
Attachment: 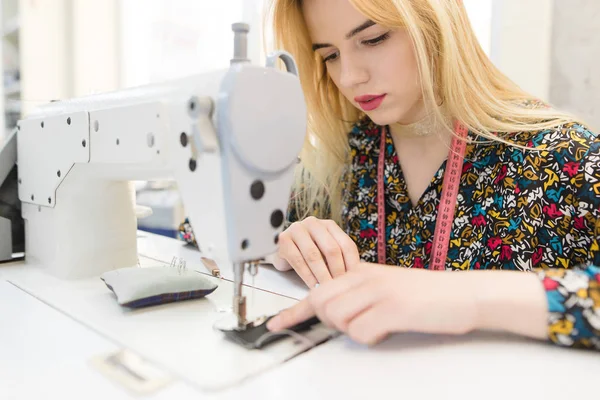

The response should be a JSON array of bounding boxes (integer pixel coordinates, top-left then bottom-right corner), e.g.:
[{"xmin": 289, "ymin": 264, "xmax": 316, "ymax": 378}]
[
  {"xmin": 504, "ymin": 121, "xmax": 600, "ymax": 170},
  {"xmin": 473, "ymin": 118, "xmax": 599, "ymax": 162},
  {"xmin": 469, "ymin": 120, "xmax": 600, "ymax": 181},
  {"xmin": 488, "ymin": 97, "xmax": 598, "ymax": 154},
  {"xmin": 511, "ymin": 121, "xmax": 598, "ymax": 149}
]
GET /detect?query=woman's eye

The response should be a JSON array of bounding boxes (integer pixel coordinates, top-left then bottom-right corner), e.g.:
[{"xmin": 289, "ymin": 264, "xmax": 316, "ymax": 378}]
[
  {"xmin": 323, "ymin": 52, "xmax": 339, "ymax": 63},
  {"xmin": 321, "ymin": 32, "xmax": 390, "ymax": 63},
  {"xmin": 362, "ymin": 32, "xmax": 390, "ymax": 46}
]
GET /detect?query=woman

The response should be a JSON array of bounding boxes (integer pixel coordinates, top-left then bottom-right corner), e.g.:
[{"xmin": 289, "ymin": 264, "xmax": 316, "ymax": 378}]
[{"xmin": 181, "ymin": 0, "xmax": 600, "ymax": 350}]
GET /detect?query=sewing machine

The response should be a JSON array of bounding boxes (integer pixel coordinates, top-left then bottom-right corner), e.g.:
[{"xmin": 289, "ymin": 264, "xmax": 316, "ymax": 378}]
[{"xmin": 5, "ymin": 23, "xmax": 306, "ymax": 329}]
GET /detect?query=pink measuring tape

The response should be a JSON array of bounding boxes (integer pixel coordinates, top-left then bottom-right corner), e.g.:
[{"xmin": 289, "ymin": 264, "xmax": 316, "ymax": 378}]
[{"xmin": 377, "ymin": 121, "xmax": 469, "ymax": 270}]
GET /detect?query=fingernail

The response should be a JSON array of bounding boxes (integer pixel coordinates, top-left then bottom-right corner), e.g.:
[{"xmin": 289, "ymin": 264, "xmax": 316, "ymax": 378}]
[{"xmin": 314, "ymin": 283, "xmax": 320, "ymax": 289}]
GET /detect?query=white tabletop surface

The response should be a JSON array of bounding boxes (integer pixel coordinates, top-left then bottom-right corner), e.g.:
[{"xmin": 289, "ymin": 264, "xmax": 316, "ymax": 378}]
[
  {"xmin": 1, "ymin": 232, "xmax": 599, "ymax": 400},
  {"xmin": 0, "ymin": 280, "xmax": 201, "ymax": 400}
]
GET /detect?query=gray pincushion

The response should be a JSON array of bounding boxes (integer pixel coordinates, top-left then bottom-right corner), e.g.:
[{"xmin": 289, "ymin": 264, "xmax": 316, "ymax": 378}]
[{"xmin": 101, "ymin": 266, "xmax": 218, "ymax": 308}]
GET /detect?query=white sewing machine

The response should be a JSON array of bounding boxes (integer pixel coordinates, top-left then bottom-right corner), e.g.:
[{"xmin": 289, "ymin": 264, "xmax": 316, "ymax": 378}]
[
  {"xmin": 1, "ymin": 22, "xmax": 599, "ymax": 400},
  {"xmin": 13, "ymin": 23, "xmax": 306, "ymax": 328}
]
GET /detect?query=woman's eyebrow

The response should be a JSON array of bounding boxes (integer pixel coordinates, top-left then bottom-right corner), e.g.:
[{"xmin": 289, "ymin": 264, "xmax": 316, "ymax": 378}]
[
  {"xmin": 345, "ymin": 20, "xmax": 376, "ymax": 39},
  {"xmin": 311, "ymin": 20, "xmax": 376, "ymax": 52}
]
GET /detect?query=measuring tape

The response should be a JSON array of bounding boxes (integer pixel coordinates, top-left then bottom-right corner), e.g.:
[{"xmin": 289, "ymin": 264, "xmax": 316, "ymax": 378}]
[{"xmin": 377, "ymin": 121, "xmax": 468, "ymax": 270}]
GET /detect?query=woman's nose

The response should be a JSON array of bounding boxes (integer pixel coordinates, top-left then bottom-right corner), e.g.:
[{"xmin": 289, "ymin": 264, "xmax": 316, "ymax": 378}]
[{"xmin": 338, "ymin": 56, "xmax": 369, "ymax": 89}]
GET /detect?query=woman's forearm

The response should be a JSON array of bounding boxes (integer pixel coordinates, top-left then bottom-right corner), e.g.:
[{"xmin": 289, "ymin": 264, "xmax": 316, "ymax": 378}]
[{"xmin": 467, "ymin": 271, "xmax": 549, "ymax": 340}]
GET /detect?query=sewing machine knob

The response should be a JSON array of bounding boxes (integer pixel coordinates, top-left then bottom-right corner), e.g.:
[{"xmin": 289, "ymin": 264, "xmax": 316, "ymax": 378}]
[
  {"xmin": 270, "ymin": 210, "xmax": 284, "ymax": 228},
  {"xmin": 250, "ymin": 180, "xmax": 265, "ymax": 200},
  {"xmin": 231, "ymin": 22, "xmax": 250, "ymax": 64},
  {"xmin": 189, "ymin": 96, "xmax": 218, "ymax": 155}
]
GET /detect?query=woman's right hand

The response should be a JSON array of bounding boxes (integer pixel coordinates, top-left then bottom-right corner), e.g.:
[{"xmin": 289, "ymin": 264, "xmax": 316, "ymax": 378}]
[{"xmin": 272, "ymin": 217, "xmax": 361, "ymax": 288}]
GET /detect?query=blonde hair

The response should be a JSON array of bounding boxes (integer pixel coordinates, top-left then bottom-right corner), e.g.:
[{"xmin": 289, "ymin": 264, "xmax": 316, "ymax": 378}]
[{"xmin": 267, "ymin": 0, "xmax": 578, "ymax": 224}]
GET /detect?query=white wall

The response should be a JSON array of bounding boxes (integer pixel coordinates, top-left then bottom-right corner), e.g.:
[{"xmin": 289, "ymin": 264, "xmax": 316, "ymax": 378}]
[
  {"xmin": 20, "ymin": 0, "xmax": 72, "ymax": 115},
  {"xmin": 20, "ymin": 0, "xmax": 257, "ymax": 112},
  {"xmin": 550, "ymin": 0, "xmax": 600, "ymax": 129},
  {"xmin": 72, "ymin": 0, "xmax": 120, "ymax": 96},
  {"xmin": 463, "ymin": 0, "xmax": 493, "ymax": 56},
  {"xmin": 19, "ymin": 0, "xmax": 120, "ymax": 116},
  {"xmin": 490, "ymin": 0, "xmax": 554, "ymax": 101},
  {"xmin": 119, "ymin": 0, "xmax": 254, "ymax": 87}
]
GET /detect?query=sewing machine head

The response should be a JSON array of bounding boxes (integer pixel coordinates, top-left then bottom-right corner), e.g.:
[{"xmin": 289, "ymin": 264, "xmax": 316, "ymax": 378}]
[{"xmin": 8, "ymin": 23, "xmax": 307, "ymax": 328}]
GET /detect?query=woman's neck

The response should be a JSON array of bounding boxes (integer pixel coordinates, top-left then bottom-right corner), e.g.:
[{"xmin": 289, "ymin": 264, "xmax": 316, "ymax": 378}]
[
  {"xmin": 389, "ymin": 101, "xmax": 451, "ymax": 139},
  {"xmin": 388, "ymin": 117, "xmax": 454, "ymax": 207},
  {"xmin": 389, "ymin": 124, "xmax": 452, "ymax": 173}
]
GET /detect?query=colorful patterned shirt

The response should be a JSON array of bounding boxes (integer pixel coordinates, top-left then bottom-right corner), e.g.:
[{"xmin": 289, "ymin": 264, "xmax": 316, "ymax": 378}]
[
  {"xmin": 338, "ymin": 118, "xmax": 600, "ymax": 350},
  {"xmin": 179, "ymin": 118, "xmax": 600, "ymax": 351}
]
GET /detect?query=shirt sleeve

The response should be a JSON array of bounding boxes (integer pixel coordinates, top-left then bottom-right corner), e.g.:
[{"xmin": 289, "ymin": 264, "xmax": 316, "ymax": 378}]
[
  {"xmin": 533, "ymin": 126, "xmax": 600, "ymax": 350},
  {"xmin": 177, "ymin": 217, "xmax": 199, "ymax": 249},
  {"xmin": 535, "ymin": 264, "xmax": 600, "ymax": 349}
]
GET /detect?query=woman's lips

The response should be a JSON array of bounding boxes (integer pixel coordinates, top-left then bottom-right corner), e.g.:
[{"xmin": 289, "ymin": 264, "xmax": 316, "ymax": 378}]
[{"xmin": 354, "ymin": 94, "xmax": 387, "ymax": 111}]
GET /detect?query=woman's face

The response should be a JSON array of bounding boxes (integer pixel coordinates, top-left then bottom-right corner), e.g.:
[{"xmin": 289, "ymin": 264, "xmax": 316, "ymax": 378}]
[{"xmin": 302, "ymin": 0, "xmax": 424, "ymax": 125}]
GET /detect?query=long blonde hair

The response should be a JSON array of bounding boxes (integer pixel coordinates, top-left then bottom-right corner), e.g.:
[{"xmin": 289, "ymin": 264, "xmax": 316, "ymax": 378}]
[{"xmin": 267, "ymin": 0, "xmax": 577, "ymax": 224}]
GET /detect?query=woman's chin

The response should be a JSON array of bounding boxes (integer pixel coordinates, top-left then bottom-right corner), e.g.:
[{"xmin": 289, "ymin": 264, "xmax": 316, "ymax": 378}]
[{"xmin": 362, "ymin": 108, "xmax": 404, "ymax": 126}]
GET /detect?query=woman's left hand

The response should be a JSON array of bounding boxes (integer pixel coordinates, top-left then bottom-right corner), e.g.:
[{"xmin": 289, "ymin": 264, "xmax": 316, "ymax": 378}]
[{"xmin": 267, "ymin": 263, "xmax": 478, "ymax": 345}]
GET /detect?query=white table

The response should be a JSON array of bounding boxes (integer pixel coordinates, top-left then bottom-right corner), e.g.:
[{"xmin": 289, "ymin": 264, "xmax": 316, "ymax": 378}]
[{"xmin": 1, "ymin": 232, "xmax": 598, "ymax": 400}]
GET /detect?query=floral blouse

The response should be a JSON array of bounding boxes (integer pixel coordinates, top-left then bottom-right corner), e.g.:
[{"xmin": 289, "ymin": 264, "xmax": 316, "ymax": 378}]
[{"xmin": 179, "ymin": 119, "xmax": 600, "ymax": 351}]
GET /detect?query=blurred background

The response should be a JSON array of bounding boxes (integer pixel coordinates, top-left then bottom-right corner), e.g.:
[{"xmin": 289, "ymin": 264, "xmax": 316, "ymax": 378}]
[{"xmin": 0, "ymin": 0, "xmax": 598, "ymax": 237}]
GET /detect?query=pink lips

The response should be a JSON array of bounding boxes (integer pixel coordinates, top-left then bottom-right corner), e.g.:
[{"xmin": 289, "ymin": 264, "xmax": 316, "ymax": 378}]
[{"xmin": 354, "ymin": 94, "xmax": 387, "ymax": 111}]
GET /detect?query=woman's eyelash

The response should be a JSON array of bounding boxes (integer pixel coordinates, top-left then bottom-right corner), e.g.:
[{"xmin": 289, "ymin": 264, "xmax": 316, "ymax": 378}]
[
  {"xmin": 322, "ymin": 32, "xmax": 391, "ymax": 63},
  {"xmin": 323, "ymin": 52, "xmax": 339, "ymax": 63},
  {"xmin": 362, "ymin": 32, "xmax": 391, "ymax": 46}
]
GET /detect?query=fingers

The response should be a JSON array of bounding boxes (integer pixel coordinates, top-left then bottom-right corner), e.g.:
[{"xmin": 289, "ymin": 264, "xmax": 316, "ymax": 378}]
[
  {"xmin": 277, "ymin": 238, "xmax": 318, "ymax": 287},
  {"xmin": 268, "ymin": 270, "xmax": 391, "ymax": 346},
  {"xmin": 346, "ymin": 305, "xmax": 392, "ymax": 345},
  {"xmin": 267, "ymin": 297, "xmax": 315, "ymax": 332},
  {"xmin": 320, "ymin": 282, "xmax": 382, "ymax": 332},
  {"xmin": 279, "ymin": 220, "xmax": 331, "ymax": 285},
  {"xmin": 324, "ymin": 220, "xmax": 361, "ymax": 271},
  {"xmin": 268, "ymin": 253, "xmax": 293, "ymax": 272},
  {"xmin": 306, "ymin": 271, "xmax": 368, "ymax": 328},
  {"xmin": 305, "ymin": 218, "xmax": 345, "ymax": 278},
  {"xmin": 293, "ymin": 222, "xmax": 333, "ymax": 284},
  {"xmin": 277, "ymin": 217, "xmax": 361, "ymax": 286},
  {"xmin": 268, "ymin": 271, "xmax": 366, "ymax": 331}
]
